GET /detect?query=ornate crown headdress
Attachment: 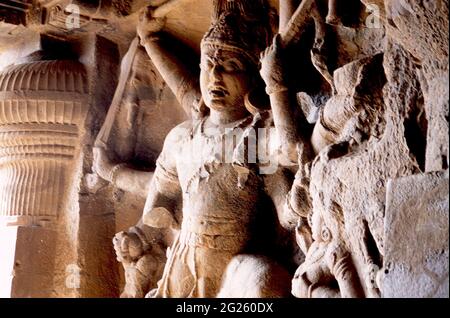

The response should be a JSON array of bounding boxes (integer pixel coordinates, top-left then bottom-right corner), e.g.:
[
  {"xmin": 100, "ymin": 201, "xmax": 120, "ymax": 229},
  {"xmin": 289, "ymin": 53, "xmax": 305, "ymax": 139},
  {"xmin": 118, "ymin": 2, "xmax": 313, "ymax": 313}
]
[{"xmin": 201, "ymin": 0, "xmax": 273, "ymax": 66}]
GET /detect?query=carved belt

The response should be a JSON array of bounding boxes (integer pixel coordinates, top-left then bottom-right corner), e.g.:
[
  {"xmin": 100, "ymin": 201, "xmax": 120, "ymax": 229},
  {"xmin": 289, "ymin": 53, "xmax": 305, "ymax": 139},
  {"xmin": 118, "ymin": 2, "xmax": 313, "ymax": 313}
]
[
  {"xmin": 181, "ymin": 215, "xmax": 251, "ymax": 235},
  {"xmin": 178, "ymin": 227, "xmax": 249, "ymax": 251}
]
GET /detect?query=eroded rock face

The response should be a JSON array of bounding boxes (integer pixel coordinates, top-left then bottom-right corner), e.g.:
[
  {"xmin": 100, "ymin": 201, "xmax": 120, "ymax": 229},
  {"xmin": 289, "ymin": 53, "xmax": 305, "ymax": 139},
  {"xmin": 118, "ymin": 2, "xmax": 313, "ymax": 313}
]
[
  {"xmin": 383, "ymin": 170, "xmax": 449, "ymax": 298},
  {"xmin": 384, "ymin": 0, "xmax": 449, "ymax": 173},
  {"xmin": 306, "ymin": 42, "xmax": 422, "ymax": 298},
  {"xmin": 0, "ymin": 0, "xmax": 447, "ymax": 298}
]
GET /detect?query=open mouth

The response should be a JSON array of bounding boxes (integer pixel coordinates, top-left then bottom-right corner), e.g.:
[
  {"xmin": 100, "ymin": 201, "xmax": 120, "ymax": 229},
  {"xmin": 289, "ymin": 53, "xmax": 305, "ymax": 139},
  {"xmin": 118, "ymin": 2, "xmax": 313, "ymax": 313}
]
[{"xmin": 209, "ymin": 88, "xmax": 228, "ymax": 98}]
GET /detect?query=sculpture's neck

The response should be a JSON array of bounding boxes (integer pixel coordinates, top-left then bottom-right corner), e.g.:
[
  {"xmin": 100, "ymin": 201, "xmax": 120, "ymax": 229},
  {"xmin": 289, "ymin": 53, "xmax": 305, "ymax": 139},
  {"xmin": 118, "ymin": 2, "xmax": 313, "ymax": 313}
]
[{"xmin": 208, "ymin": 108, "xmax": 249, "ymax": 127}]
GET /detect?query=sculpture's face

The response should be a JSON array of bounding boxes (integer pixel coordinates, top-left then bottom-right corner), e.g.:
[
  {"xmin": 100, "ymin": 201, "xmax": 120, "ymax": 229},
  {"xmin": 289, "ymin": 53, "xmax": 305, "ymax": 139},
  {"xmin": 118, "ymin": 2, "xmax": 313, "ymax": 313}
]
[{"xmin": 200, "ymin": 46, "xmax": 254, "ymax": 112}]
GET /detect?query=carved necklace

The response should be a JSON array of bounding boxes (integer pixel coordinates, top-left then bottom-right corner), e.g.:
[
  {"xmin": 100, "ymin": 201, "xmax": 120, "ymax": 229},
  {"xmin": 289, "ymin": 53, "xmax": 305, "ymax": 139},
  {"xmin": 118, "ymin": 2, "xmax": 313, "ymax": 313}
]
[{"xmin": 197, "ymin": 114, "xmax": 254, "ymax": 141}]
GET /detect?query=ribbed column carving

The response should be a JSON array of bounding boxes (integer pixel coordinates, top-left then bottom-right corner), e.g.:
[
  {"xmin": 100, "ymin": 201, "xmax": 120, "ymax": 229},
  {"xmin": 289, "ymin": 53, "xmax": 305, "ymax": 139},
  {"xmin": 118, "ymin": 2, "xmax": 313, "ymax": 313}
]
[{"xmin": 0, "ymin": 59, "xmax": 89, "ymax": 226}]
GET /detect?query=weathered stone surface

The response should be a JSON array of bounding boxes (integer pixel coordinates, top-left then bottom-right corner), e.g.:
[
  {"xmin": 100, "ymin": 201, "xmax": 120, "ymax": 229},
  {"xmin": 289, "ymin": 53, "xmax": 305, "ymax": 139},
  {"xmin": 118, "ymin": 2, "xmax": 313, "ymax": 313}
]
[
  {"xmin": 383, "ymin": 171, "xmax": 449, "ymax": 298},
  {"xmin": 11, "ymin": 226, "xmax": 58, "ymax": 298}
]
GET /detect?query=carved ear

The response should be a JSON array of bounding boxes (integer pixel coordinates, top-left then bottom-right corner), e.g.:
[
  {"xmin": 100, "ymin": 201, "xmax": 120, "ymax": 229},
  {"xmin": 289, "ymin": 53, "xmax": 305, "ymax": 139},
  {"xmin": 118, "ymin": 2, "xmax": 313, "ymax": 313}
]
[
  {"xmin": 244, "ymin": 80, "xmax": 271, "ymax": 115},
  {"xmin": 352, "ymin": 54, "xmax": 385, "ymax": 99}
]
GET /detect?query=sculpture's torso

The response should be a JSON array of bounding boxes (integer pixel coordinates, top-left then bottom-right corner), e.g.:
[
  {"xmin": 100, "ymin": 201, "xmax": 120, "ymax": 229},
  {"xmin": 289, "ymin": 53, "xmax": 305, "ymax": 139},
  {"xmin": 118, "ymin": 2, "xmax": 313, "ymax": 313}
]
[
  {"xmin": 175, "ymin": 116, "xmax": 267, "ymax": 247},
  {"xmin": 154, "ymin": 115, "xmax": 278, "ymax": 297}
]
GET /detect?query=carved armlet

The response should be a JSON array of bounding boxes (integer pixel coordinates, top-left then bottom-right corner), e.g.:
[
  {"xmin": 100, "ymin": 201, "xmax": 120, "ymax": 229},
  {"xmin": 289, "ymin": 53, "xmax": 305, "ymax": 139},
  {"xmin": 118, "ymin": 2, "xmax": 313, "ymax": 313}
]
[{"xmin": 265, "ymin": 84, "xmax": 289, "ymax": 96}]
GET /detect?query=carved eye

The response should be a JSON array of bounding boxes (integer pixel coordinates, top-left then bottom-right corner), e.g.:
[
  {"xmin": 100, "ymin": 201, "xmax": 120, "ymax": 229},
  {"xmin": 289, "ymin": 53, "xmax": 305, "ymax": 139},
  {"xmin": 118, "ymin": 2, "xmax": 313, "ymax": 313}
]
[
  {"xmin": 321, "ymin": 227, "xmax": 331, "ymax": 242},
  {"xmin": 223, "ymin": 60, "xmax": 243, "ymax": 73},
  {"xmin": 200, "ymin": 59, "xmax": 214, "ymax": 71}
]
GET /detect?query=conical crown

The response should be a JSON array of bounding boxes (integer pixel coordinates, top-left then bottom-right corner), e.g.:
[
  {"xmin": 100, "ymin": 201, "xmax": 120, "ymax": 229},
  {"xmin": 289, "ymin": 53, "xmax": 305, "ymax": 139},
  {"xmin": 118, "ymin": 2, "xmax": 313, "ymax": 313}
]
[{"xmin": 201, "ymin": 0, "xmax": 273, "ymax": 65}]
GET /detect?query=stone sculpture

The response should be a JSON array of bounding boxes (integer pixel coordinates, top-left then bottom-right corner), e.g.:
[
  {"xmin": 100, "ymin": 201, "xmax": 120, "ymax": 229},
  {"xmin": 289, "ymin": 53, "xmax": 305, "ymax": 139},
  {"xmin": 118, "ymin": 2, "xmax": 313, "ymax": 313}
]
[
  {"xmin": 100, "ymin": 0, "xmax": 449, "ymax": 299},
  {"xmin": 112, "ymin": 0, "xmax": 304, "ymax": 298},
  {"xmin": 93, "ymin": 39, "xmax": 155, "ymax": 199},
  {"xmin": 0, "ymin": 0, "xmax": 447, "ymax": 299}
]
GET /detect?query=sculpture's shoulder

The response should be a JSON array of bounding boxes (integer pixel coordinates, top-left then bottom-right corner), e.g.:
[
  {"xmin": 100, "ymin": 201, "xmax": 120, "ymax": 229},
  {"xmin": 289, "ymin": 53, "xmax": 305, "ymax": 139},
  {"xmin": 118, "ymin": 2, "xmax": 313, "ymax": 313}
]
[{"xmin": 164, "ymin": 120, "xmax": 194, "ymax": 146}]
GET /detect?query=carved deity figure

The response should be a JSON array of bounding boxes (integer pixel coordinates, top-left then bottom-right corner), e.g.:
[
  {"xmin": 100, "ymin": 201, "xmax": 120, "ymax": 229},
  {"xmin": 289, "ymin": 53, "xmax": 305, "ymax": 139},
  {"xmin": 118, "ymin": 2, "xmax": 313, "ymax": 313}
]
[{"xmin": 112, "ymin": 0, "xmax": 306, "ymax": 298}]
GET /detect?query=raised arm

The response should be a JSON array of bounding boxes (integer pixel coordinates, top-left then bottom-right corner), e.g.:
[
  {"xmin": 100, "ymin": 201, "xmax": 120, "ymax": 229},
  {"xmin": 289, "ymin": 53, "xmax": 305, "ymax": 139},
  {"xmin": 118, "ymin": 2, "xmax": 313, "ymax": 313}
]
[
  {"xmin": 260, "ymin": 34, "xmax": 313, "ymax": 166},
  {"xmin": 137, "ymin": 6, "xmax": 201, "ymax": 116}
]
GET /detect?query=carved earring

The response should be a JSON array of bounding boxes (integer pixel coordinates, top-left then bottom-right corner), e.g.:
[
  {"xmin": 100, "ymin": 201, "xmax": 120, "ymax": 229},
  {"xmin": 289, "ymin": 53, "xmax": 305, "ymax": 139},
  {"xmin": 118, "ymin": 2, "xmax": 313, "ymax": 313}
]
[
  {"xmin": 244, "ymin": 86, "xmax": 271, "ymax": 115},
  {"xmin": 244, "ymin": 92, "xmax": 258, "ymax": 115}
]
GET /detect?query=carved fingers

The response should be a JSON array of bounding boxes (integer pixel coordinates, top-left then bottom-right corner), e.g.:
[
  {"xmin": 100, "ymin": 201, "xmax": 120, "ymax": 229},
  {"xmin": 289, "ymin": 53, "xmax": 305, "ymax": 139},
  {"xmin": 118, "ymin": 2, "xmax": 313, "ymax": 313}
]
[{"xmin": 259, "ymin": 34, "xmax": 288, "ymax": 95}]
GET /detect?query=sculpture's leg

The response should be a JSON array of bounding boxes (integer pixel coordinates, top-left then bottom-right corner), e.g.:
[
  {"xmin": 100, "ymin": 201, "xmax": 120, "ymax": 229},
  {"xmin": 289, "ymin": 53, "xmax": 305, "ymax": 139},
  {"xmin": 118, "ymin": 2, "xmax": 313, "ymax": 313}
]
[{"xmin": 151, "ymin": 236, "xmax": 233, "ymax": 298}]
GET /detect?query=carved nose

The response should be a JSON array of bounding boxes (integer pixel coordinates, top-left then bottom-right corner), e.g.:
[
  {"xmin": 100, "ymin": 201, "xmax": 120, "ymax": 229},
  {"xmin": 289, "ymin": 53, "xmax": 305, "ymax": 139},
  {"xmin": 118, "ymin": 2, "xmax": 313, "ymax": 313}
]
[{"xmin": 209, "ymin": 65, "xmax": 223, "ymax": 83}]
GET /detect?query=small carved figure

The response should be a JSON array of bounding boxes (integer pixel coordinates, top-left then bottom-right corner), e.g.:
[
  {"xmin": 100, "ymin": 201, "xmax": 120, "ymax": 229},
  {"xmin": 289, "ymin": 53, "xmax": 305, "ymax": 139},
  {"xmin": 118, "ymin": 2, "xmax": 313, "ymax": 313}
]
[
  {"xmin": 113, "ymin": 226, "xmax": 167, "ymax": 298},
  {"xmin": 92, "ymin": 39, "xmax": 189, "ymax": 297}
]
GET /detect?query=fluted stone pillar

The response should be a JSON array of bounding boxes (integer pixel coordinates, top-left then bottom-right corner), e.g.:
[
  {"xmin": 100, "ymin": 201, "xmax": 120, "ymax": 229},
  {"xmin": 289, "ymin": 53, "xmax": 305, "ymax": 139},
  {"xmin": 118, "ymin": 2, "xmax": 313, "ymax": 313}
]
[
  {"xmin": 0, "ymin": 58, "xmax": 89, "ymax": 297},
  {"xmin": 0, "ymin": 60, "xmax": 89, "ymax": 226}
]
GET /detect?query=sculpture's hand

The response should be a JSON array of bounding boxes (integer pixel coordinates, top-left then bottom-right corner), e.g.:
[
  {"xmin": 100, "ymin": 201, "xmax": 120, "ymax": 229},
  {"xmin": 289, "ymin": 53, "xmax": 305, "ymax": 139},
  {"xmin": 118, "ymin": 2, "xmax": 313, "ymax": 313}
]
[
  {"xmin": 259, "ymin": 34, "xmax": 288, "ymax": 95},
  {"xmin": 92, "ymin": 147, "xmax": 115, "ymax": 182},
  {"xmin": 113, "ymin": 230, "xmax": 145, "ymax": 263},
  {"xmin": 137, "ymin": 6, "xmax": 166, "ymax": 45}
]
